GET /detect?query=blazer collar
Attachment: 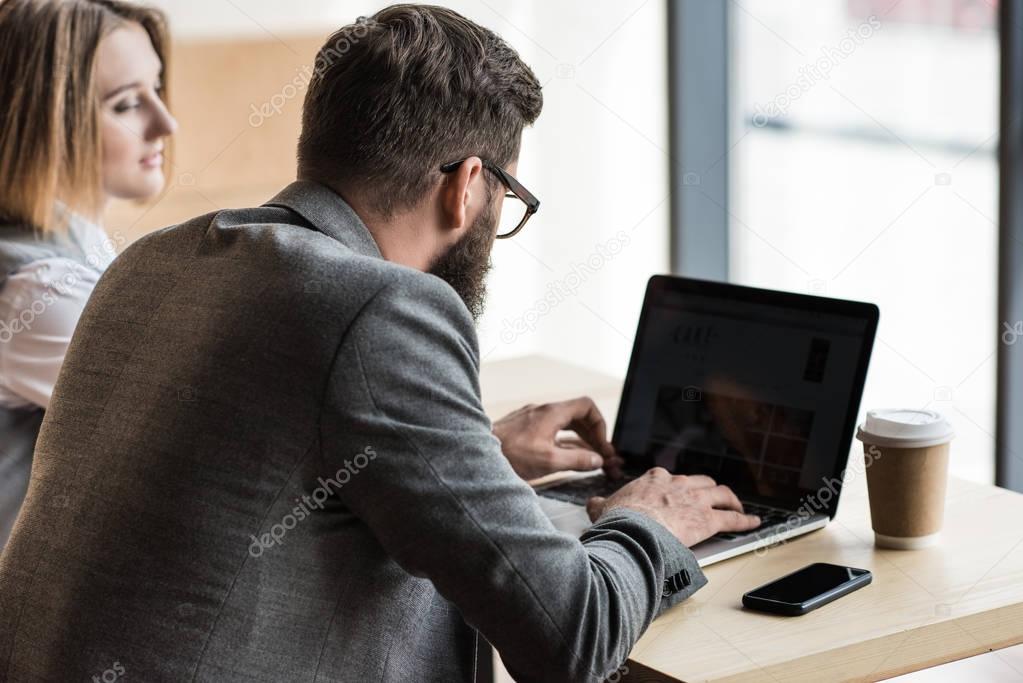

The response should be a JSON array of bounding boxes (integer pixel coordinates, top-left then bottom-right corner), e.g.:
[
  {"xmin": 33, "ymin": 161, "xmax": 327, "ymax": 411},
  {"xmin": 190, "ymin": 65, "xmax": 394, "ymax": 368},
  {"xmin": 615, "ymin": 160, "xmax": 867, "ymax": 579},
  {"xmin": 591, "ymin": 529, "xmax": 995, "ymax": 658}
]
[{"xmin": 264, "ymin": 180, "xmax": 382, "ymax": 259}]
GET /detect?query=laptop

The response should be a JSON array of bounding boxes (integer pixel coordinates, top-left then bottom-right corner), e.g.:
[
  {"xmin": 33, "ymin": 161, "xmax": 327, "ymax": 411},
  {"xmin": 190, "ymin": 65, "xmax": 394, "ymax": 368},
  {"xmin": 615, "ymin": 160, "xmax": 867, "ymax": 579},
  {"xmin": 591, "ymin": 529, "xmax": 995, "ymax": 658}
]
[{"xmin": 537, "ymin": 275, "xmax": 879, "ymax": 567}]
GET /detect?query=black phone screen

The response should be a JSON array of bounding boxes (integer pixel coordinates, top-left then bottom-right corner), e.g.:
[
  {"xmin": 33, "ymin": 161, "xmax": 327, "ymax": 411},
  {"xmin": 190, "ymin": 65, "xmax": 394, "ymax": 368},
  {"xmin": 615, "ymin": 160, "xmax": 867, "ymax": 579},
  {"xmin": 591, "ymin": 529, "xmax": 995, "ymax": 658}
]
[{"xmin": 748, "ymin": 563, "xmax": 867, "ymax": 604}]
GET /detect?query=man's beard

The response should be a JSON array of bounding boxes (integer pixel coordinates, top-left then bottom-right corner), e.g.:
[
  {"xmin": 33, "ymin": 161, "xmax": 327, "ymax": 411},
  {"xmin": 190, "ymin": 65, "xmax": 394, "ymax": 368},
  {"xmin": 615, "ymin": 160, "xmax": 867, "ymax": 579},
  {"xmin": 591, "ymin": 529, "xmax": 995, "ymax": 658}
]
[{"xmin": 428, "ymin": 200, "xmax": 496, "ymax": 322}]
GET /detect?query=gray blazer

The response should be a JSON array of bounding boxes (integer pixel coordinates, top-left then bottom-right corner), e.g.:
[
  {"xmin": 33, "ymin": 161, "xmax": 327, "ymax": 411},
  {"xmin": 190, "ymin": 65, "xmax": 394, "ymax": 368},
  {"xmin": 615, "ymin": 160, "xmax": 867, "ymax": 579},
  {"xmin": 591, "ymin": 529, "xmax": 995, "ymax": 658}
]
[{"xmin": 0, "ymin": 181, "xmax": 706, "ymax": 683}]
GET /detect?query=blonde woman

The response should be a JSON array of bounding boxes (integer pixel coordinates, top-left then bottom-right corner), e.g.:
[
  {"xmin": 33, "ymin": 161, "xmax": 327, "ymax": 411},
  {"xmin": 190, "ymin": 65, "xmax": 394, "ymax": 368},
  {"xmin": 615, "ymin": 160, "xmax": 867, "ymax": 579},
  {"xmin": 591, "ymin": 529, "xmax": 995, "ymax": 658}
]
[{"xmin": 0, "ymin": 0, "xmax": 177, "ymax": 547}]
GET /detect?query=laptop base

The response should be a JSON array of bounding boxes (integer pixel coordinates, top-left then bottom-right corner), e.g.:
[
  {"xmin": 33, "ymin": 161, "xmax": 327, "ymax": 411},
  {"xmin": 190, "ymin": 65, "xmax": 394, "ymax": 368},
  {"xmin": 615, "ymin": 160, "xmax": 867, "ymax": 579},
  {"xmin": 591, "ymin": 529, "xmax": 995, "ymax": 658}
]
[{"xmin": 537, "ymin": 494, "xmax": 829, "ymax": 568}]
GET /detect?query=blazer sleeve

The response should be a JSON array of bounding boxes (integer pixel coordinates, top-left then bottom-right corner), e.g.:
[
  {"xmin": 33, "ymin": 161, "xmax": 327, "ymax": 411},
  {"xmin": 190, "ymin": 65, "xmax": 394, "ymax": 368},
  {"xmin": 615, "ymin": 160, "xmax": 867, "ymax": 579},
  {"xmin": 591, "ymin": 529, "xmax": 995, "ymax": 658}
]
[{"xmin": 320, "ymin": 272, "xmax": 707, "ymax": 683}]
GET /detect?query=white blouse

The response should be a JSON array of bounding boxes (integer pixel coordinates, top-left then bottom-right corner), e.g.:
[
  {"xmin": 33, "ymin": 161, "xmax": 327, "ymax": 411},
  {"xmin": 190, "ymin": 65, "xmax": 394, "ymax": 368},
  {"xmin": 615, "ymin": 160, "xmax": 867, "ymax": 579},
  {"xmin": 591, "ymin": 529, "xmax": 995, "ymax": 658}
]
[{"xmin": 0, "ymin": 215, "xmax": 117, "ymax": 409}]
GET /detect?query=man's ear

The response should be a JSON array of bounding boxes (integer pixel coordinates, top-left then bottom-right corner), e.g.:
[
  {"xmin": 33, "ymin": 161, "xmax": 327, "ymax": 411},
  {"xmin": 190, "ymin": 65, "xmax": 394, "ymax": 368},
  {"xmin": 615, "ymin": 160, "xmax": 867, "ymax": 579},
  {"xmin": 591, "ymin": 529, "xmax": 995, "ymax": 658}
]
[{"xmin": 439, "ymin": 156, "xmax": 485, "ymax": 235}]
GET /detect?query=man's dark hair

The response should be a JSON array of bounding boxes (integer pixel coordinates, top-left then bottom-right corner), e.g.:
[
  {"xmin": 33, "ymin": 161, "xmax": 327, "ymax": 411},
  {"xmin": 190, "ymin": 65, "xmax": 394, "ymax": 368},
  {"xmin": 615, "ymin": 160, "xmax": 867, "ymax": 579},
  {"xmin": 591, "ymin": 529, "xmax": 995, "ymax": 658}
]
[{"xmin": 297, "ymin": 4, "xmax": 543, "ymax": 217}]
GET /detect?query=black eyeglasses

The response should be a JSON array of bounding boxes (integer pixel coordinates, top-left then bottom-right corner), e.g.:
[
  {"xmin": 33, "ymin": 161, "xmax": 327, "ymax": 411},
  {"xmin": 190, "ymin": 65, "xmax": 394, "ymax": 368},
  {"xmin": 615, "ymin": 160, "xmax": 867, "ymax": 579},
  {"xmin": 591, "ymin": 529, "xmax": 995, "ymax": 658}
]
[{"xmin": 439, "ymin": 158, "xmax": 540, "ymax": 239}]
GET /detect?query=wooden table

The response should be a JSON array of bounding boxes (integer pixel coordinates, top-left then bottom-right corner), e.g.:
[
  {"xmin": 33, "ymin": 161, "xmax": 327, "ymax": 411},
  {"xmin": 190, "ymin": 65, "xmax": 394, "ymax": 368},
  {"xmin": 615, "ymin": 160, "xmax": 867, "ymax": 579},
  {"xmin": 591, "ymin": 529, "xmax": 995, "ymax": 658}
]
[{"xmin": 480, "ymin": 355, "xmax": 1023, "ymax": 683}]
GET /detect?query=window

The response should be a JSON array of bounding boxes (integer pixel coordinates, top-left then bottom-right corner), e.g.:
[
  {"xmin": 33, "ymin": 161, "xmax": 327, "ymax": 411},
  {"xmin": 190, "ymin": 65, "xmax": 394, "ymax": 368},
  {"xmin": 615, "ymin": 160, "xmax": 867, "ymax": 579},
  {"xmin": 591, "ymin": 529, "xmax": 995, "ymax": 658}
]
[{"xmin": 732, "ymin": 0, "xmax": 999, "ymax": 483}]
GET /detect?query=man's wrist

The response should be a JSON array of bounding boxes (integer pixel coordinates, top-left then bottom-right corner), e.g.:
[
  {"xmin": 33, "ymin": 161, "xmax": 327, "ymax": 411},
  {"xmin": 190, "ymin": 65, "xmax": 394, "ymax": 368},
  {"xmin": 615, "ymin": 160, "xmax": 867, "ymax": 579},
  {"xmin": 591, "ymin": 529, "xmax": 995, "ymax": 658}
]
[{"xmin": 585, "ymin": 507, "xmax": 708, "ymax": 605}]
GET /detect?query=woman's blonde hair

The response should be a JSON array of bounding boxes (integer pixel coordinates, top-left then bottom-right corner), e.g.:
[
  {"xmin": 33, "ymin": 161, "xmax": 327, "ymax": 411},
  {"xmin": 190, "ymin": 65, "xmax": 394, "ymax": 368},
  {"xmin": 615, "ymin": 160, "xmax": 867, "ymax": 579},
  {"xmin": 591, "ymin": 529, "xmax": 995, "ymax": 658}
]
[{"xmin": 0, "ymin": 0, "xmax": 170, "ymax": 234}]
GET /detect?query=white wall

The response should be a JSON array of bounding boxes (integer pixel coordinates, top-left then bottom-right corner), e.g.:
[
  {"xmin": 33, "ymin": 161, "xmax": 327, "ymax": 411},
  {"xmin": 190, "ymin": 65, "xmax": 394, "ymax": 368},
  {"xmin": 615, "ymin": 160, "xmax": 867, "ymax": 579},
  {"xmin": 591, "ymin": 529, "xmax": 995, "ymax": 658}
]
[{"xmin": 150, "ymin": 0, "xmax": 671, "ymax": 381}]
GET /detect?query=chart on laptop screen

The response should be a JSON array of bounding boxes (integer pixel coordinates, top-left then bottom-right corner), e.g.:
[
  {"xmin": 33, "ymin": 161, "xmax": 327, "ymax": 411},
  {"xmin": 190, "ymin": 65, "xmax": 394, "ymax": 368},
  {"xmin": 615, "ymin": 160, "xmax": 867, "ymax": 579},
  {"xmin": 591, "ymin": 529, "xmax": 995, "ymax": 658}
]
[{"xmin": 614, "ymin": 285, "xmax": 870, "ymax": 507}]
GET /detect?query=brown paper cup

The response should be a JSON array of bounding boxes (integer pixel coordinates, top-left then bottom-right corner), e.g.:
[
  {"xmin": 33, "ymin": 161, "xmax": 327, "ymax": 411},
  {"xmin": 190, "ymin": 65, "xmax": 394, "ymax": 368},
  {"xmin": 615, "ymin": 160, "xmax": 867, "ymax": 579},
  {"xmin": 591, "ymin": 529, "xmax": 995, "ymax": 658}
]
[
  {"xmin": 856, "ymin": 409, "xmax": 954, "ymax": 550},
  {"xmin": 862, "ymin": 441, "xmax": 950, "ymax": 549}
]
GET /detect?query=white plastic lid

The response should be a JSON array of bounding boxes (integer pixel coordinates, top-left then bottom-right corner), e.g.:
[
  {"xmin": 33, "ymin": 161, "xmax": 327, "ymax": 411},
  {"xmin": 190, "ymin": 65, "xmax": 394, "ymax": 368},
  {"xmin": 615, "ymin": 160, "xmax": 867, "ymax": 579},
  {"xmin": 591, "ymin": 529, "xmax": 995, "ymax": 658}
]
[{"xmin": 855, "ymin": 409, "xmax": 955, "ymax": 449}]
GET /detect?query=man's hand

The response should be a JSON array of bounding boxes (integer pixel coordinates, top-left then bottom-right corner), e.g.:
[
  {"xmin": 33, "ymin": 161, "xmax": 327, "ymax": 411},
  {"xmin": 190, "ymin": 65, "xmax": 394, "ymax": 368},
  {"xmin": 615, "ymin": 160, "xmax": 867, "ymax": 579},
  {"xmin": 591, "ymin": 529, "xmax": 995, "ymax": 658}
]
[
  {"xmin": 492, "ymin": 397, "xmax": 625, "ymax": 481},
  {"xmin": 585, "ymin": 469, "xmax": 761, "ymax": 548}
]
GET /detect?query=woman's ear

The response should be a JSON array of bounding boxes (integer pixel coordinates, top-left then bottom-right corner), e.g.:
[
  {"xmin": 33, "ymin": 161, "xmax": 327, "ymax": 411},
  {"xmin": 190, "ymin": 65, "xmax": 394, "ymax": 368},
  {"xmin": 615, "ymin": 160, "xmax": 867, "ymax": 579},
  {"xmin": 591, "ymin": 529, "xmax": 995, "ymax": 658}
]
[{"xmin": 439, "ymin": 156, "xmax": 484, "ymax": 234}]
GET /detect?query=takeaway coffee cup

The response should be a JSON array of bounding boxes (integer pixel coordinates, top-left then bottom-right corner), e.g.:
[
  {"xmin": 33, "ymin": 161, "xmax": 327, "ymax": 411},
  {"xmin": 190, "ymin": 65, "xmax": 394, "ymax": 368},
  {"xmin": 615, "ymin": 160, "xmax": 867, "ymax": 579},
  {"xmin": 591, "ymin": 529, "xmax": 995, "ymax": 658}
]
[{"xmin": 855, "ymin": 409, "xmax": 955, "ymax": 550}]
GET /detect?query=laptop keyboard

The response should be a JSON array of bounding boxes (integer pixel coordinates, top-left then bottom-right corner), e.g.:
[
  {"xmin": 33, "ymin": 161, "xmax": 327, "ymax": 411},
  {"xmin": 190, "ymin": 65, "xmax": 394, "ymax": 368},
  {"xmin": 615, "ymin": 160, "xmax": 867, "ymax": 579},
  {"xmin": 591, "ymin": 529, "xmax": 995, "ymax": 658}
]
[
  {"xmin": 539, "ymin": 476, "xmax": 794, "ymax": 540},
  {"xmin": 539, "ymin": 474, "xmax": 638, "ymax": 504}
]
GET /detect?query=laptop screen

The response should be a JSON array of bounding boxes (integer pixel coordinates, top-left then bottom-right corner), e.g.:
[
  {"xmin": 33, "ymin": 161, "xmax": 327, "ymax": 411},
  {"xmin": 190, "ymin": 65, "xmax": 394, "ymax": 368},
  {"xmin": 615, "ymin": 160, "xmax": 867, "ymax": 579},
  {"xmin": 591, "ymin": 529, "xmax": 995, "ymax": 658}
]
[{"xmin": 612, "ymin": 277, "xmax": 877, "ymax": 514}]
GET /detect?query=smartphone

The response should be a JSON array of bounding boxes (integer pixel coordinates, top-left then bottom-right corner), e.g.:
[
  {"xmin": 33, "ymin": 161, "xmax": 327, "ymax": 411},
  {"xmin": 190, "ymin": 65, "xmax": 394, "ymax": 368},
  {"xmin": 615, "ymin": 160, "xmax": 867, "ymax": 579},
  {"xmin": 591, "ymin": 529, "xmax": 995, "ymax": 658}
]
[{"xmin": 742, "ymin": 562, "xmax": 872, "ymax": 616}]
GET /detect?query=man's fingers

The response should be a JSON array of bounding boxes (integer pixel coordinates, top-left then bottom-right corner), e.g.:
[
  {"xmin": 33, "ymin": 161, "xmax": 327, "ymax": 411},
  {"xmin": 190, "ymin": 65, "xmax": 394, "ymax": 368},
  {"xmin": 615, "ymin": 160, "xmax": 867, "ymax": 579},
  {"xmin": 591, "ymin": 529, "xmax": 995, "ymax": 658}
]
[
  {"xmin": 697, "ymin": 484, "xmax": 744, "ymax": 513},
  {"xmin": 645, "ymin": 466, "xmax": 672, "ymax": 480},
  {"xmin": 548, "ymin": 397, "xmax": 603, "ymax": 433},
  {"xmin": 676, "ymin": 474, "xmax": 717, "ymax": 489},
  {"xmin": 586, "ymin": 496, "xmax": 607, "ymax": 522},
  {"xmin": 560, "ymin": 397, "xmax": 612, "ymax": 456},
  {"xmin": 554, "ymin": 435, "xmax": 598, "ymax": 451},
  {"xmin": 713, "ymin": 509, "xmax": 761, "ymax": 533},
  {"xmin": 557, "ymin": 436, "xmax": 624, "ymax": 467},
  {"xmin": 550, "ymin": 446, "xmax": 604, "ymax": 472}
]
